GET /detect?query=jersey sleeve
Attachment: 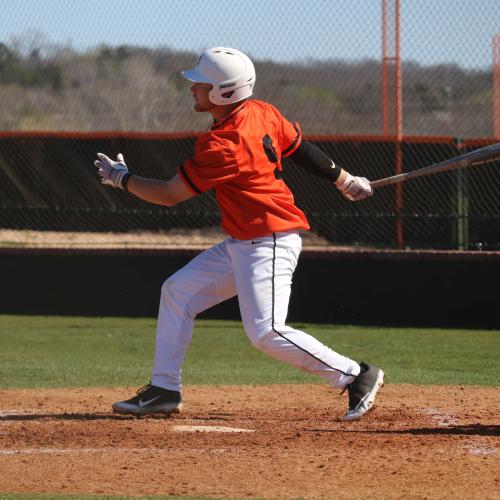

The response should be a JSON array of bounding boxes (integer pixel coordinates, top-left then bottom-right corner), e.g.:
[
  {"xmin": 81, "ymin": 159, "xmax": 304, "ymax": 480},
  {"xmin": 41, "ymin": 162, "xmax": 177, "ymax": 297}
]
[
  {"xmin": 266, "ymin": 103, "xmax": 302, "ymax": 158},
  {"xmin": 178, "ymin": 134, "xmax": 240, "ymax": 194},
  {"xmin": 281, "ymin": 120, "xmax": 302, "ymax": 157}
]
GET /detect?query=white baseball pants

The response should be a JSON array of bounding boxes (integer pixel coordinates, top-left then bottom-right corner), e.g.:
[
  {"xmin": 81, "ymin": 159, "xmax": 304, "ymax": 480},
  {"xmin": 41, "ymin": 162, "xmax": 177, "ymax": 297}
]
[{"xmin": 151, "ymin": 231, "xmax": 360, "ymax": 391}]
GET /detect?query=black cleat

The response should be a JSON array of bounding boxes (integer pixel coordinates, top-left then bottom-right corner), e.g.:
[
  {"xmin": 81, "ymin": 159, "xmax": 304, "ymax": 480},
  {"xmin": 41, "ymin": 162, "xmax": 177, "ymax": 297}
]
[
  {"xmin": 343, "ymin": 362, "xmax": 384, "ymax": 421},
  {"xmin": 112, "ymin": 383, "xmax": 182, "ymax": 416}
]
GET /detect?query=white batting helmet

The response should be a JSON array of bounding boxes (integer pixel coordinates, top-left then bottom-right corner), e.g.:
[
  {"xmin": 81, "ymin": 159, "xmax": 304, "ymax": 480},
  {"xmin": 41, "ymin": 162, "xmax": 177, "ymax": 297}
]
[{"xmin": 181, "ymin": 47, "xmax": 256, "ymax": 105}]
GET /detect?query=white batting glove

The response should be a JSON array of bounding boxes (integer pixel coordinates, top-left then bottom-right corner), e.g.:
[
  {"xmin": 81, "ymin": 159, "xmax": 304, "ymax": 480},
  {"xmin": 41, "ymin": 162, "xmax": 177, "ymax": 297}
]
[
  {"xmin": 94, "ymin": 153, "xmax": 128, "ymax": 189},
  {"xmin": 335, "ymin": 172, "xmax": 373, "ymax": 201}
]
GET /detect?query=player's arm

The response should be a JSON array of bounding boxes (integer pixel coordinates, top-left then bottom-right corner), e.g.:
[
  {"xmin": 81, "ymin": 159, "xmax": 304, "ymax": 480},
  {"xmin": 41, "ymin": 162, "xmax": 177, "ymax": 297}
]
[
  {"xmin": 126, "ymin": 174, "xmax": 193, "ymax": 206},
  {"xmin": 289, "ymin": 141, "xmax": 373, "ymax": 201},
  {"xmin": 93, "ymin": 153, "xmax": 194, "ymax": 206}
]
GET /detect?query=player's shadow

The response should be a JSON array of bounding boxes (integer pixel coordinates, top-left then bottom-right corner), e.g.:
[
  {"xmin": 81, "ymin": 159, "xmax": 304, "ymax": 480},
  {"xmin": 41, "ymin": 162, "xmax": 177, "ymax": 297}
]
[
  {"xmin": 309, "ymin": 424, "xmax": 500, "ymax": 436},
  {"xmin": 0, "ymin": 413, "xmax": 177, "ymax": 421},
  {"xmin": 370, "ymin": 424, "xmax": 500, "ymax": 436},
  {"xmin": 0, "ymin": 411, "xmax": 234, "ymax": 422}
]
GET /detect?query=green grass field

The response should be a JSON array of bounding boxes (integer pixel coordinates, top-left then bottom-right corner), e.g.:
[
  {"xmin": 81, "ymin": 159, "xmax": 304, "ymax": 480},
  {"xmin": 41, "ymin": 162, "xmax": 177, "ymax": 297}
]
[{"xmin": 0, "ymin": 315, "xmax": 498, "ymax": 388}]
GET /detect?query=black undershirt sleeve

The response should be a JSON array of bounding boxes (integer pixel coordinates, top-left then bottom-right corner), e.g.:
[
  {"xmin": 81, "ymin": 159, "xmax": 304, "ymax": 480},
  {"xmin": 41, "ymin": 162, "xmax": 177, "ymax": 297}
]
[{"xmin": 288, "ymin": 140, "xmax": 342, "ymax": 182}]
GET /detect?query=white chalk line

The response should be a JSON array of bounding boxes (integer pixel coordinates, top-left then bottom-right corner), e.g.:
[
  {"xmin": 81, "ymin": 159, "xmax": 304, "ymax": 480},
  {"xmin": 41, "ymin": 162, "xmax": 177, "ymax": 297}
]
[
  {"xmin": 0, "ymin": 410, "xmax": 19, "ymax": 417},
  {"xmin": 172, "ymin": 425, "xmax": 255, "ymax": 433},
  {"xmin": 0, "ymin": 447, "xmax": 138, "ymax": 455},
  {"xmin": 421, "ymin": 407, "xmax": 496, "ymax": 457},
  {"xmin": 0, "ymin": 446, "xmax": 231, "ymax": 456},
  {"xmin": 421, "ymin": 407, "xmax": 460, "ymax": 426},
  {"xmin": 0, "ymin": 424, "xmax": 255, "ymax": 456},
  {"xmin": 463, "ymin": 443, "xmax": 497, "ymax": 456}
]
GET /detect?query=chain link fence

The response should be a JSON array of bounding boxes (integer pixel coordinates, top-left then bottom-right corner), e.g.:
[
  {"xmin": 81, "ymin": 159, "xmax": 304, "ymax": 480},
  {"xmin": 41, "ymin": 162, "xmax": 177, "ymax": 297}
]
[{"xmin": 0, "ymin": 0, "xmax": 499, "ymax": 249}]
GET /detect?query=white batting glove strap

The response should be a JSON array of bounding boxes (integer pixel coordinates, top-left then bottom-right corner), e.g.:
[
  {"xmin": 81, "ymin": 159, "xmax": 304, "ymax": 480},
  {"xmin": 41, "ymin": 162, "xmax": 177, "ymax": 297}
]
[
  {"xmin": 94, "ymin": 153, "xmax": 128, "ymax": 189},
  {"xmin": 336, "ymin": 172, "xmax": 373, "ymax": 201}
]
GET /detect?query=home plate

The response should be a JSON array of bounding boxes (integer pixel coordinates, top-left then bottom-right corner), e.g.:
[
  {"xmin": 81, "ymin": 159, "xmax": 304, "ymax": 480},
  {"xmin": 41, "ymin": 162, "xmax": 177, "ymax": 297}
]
[
  {"xmin": 0, "ymin": 410, "xmax": 19, "ymax": 417},
  {"xmin": 172, "ymin": 425, "xmax": 255, "ymax": 433}
]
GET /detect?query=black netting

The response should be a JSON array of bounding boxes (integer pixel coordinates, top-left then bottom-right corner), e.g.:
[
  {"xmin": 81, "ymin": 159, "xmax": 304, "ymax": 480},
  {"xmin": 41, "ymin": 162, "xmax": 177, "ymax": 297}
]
[
  {"xmin": 1, "ymin": 135, "xmax": 499, "ymax": 249},
  {"xmin": 1, "ymin": 1, "xmax": 499, "ymax": 250}
]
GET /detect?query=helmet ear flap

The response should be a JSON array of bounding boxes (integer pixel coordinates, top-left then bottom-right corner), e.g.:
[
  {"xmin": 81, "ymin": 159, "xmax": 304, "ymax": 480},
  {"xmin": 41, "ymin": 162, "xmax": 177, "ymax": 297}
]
[
  {"xmin": 208, "ymin": 89, "xmax": 236, "ymax": 105},
  {"xmin": 208, "ymin": 87, "xmax": 219, "ymax": 105},
  {"xmin": 208, "ymin": 79, "xmax": 255, "ymax": 105}
]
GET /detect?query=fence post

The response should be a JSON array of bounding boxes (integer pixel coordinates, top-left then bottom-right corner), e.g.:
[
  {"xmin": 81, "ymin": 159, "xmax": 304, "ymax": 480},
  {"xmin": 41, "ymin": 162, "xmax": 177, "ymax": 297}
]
[
  {"xmin": 381, "ymin": 0, "xmax": 404, "ymax": 248},
  {"xmin": 493, "ymin": 35, "xmax": 500, "ymax": 138},
  {"xmin": 454, "ymin": 138, "xmax": 469, "ymax": 250}
]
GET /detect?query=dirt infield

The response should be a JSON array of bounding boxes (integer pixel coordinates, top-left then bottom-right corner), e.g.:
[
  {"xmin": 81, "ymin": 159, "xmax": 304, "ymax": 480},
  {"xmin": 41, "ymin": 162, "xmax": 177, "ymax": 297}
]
[
  {"xmin": 0, "ymin": 229, "xmax": 334, "ymax": 250},
  {"xmin": 0, "ymin": 384, "xmax": 498, "ymax": 499}
]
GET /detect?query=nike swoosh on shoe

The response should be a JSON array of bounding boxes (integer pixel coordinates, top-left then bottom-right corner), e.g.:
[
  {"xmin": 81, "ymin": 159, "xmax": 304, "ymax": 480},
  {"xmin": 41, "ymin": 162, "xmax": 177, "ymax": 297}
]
[{"xmin": 138, "ymin": 396, "xmax": 161, "ymax": 407}]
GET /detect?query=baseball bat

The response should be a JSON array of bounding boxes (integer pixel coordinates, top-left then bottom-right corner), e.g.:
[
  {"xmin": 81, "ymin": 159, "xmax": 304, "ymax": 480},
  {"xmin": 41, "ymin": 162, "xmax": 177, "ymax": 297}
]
[{"xmin": 370, "ymin": 142, "xmax": 500, "ymax": 189}]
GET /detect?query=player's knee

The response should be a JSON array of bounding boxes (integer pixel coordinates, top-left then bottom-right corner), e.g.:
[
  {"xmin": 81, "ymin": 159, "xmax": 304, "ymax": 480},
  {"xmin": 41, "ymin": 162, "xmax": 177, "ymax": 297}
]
[
  {"xmin": 242, "ymin": 317, "xmax": 268, "ymax": 341},
  {"xmin": 160, "ymin": 278, "xmax": 191, "ymax": 316},
  {"xmin": 160, "ymin": 277, "xmax": 175, "ymax": 299},
  {"xmin": 246, "ymin": 327, "xmax": 275, "ymax": 353},
  {"xmin": 160, "ymin": 278, "xmax": 176, "ymax": 307}
]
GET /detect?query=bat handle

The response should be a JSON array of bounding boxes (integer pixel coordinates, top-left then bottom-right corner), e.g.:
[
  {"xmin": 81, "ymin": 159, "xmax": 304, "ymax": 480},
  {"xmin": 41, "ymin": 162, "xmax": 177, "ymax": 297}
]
[{"xmin": 370, "ymin": 173, "xmax": 407, "ymax": 188}]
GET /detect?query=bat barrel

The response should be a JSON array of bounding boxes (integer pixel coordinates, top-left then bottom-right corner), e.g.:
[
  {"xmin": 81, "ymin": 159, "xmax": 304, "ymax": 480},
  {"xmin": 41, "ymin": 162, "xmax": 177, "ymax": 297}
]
[{"xmin": 370, "ymin": 142, "xmax": 500, "ymax": 189}]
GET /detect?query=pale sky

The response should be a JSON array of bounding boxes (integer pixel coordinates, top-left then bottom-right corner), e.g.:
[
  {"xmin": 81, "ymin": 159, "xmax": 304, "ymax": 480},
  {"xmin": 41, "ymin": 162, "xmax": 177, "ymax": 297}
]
[{"xmin": 1, "ymin": 0, "xmax": 498, "ymax": 68}]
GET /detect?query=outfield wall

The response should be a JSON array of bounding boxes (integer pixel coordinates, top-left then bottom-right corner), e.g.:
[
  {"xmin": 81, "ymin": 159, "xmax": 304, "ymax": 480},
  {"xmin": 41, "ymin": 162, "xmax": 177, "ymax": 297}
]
[{"xmin": 1, "ymin": 248, "xmax": 499, "ymax": 329}]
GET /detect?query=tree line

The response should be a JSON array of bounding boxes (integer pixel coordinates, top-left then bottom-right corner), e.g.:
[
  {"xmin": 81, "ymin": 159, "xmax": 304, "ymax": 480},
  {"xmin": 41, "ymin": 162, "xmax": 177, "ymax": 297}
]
[{"xmin": 0, "ymin": 41, "xmax": 493, "ymax": 137}]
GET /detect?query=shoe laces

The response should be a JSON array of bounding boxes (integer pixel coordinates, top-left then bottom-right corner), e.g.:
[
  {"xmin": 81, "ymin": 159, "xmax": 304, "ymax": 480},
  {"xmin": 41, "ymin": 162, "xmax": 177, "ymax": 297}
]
[{"xmin": 136, "ymin": 383, "xmax": 152, "ymax": 395}]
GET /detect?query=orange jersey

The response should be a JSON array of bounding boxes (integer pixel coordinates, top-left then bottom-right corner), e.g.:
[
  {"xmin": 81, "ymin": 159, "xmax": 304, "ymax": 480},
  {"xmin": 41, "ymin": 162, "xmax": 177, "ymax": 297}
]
[{"xmin": 178, "ymin": 100, "xmax": 310, "ymax": 239}]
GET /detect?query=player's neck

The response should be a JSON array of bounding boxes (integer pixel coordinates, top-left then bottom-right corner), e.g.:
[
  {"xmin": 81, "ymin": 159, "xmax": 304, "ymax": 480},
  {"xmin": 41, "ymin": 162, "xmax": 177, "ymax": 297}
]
[{"xmin": 210, "ymin": 101, "xmax": 245, "ymax": 124}]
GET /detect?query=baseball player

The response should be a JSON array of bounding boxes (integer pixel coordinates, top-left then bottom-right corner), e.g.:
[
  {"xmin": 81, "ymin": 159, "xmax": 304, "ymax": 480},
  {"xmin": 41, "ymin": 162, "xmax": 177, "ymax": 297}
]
[{"xmin": 94, "ymin": 47, "xmax": 384, "ymax": 421}]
